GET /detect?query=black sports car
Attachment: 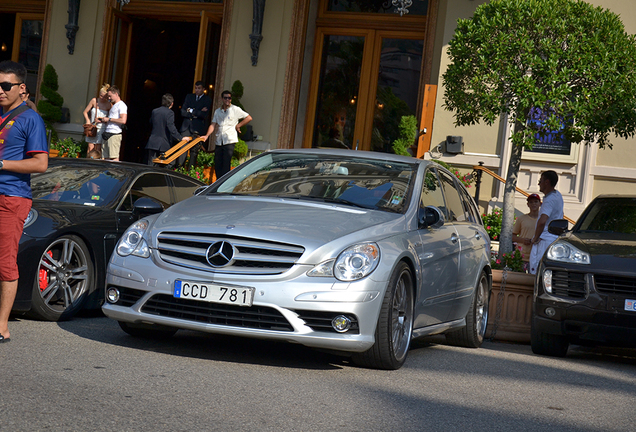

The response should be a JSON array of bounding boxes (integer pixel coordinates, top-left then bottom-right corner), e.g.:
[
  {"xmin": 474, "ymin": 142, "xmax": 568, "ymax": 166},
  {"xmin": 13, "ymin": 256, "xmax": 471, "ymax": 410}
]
[
  {"xmin": 532, "ymin": 195, "xmax": 636, "ymax": 356},
  {"xmin": 13, "ymin": 158, "xmax": 205, "ymax": 321}
]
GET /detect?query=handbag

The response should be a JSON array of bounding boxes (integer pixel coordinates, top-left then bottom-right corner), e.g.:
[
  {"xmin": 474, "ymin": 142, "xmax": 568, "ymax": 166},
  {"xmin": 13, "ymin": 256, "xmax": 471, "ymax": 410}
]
[
  {"xmin": 102, "ymin": 131, "xmax": 114, "ymax": 141},
  {"xmin": 84, "ymin": 123, "xmax": 97, "ymax": 137}
]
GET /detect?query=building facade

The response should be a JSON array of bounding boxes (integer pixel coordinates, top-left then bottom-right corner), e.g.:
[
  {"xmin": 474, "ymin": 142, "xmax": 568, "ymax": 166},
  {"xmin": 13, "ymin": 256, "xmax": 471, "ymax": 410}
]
[{"xmin": 1, "ymin": 0, "xmax": 634, "ymax": 219}]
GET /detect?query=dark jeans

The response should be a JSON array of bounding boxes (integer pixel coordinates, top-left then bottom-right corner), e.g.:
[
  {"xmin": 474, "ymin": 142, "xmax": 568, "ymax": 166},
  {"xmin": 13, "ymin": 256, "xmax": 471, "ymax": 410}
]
[
  {"xmin": 214, "ymin": 143, "xmax": 235, "ymax": 179},
  {"xmin": 146, "ymin": 149, "xmax": 161, "ymax": 166},
  {"xmin": 176, "ymin": 136, "xmax": 203, "ymax": 169}
]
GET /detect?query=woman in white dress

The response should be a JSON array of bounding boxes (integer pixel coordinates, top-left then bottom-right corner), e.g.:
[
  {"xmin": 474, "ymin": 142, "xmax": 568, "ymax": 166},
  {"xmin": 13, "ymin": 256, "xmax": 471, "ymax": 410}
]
[{"xmin": 82, "ymin": 83, "xmax": 112, "ymax": 155}]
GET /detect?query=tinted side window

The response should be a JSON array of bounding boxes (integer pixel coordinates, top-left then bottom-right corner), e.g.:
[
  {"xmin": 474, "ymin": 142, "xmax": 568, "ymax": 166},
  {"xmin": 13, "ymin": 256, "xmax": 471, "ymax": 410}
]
[
  {"xmin": 171, "ymin": 175, "xmax": 202, "ymax": 203},
  {"xmin": 119, "ymin": 173, "xmax": 170, "ymax": 211},
  {"xmin": 420, "ymin": 168, "xmax": 448, "ymax": 219},
  {"xmin": 458, "ymin": 185, "xmax": 480, "ymax": 224},
  {"xmin": 439, "ymin": 171, "xmax": 465, "ymax": 222}
]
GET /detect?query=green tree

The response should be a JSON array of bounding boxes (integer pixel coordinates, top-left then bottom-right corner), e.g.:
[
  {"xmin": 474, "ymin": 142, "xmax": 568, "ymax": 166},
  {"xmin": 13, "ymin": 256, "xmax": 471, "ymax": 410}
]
[
  {"xmin": 231, "ymin": 80, "xmax": 245, "ymax": 110},
  {"xmin": 443, "ymin": 0, "xmax": 636, "ymax": 257}
]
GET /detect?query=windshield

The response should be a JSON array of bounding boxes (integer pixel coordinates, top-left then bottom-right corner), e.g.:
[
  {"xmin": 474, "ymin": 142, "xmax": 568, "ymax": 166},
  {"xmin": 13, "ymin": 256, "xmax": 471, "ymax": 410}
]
[
  {"xmin": 208, "ymin": 152, "xmax": 416, "ymax": 213},
  {"xmin": 577, "ymin": 198, "xmax": 636, "ymax": 234},
  {"xmin": 31, "ymin": 165, "xmax": 129, "ymax": 207}
]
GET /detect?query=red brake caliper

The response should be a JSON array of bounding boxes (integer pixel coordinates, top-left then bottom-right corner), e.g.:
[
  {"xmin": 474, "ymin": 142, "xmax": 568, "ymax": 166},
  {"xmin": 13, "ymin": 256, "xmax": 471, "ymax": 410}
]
[{"xmin": 39, "ymin": 250, "xmax": 53, "ymax": 292}]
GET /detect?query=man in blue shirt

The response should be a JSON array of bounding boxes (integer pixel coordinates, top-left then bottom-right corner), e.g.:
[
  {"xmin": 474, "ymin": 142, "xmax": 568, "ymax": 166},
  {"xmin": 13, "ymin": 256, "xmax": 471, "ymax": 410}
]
[{"xmin": 0, "ymin": 61, "xmax": 48, "ymax": 343}]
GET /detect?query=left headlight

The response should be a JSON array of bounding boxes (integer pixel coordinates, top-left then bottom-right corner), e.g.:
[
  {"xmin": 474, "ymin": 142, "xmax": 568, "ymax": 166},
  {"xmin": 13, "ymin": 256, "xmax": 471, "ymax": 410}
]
[
  {"xmin": 546, "ymin": 241, "xmax": 590, "ymax": 265},
  {"xmin": 307, "ymin": 243, "xmax": 380, "ymax": 282},
  {"xmin": 116, "ymin": 219, "xmax": 150, "ymax": 258}
]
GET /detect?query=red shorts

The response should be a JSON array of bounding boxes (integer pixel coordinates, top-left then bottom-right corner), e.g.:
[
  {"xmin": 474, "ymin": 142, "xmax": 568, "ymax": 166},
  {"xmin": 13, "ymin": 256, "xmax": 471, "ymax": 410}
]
[{"xmin": 0, "ymin": 195, "xmax": 32, "ymax": 281}]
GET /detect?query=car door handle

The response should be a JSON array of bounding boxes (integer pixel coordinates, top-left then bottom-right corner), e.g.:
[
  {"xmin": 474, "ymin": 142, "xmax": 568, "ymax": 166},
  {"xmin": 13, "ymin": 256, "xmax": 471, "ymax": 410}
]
[
  {"xmin": 475, "ymin": 231, "xmax": 482, "ymax": 240},
  {"xmin": 451, "ymin": 233, "xmax": 459, "ymax": 244}
]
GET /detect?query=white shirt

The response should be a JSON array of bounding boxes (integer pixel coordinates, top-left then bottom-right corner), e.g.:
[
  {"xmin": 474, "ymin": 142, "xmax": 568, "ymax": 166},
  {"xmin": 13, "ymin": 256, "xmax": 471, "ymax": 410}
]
[
  {"xmin": 539, "ymin": 190, "xmax": 564, "ymax": 241},
  {"xmin": 212, "ymin": 105, "xmax": 249, "ymax": 146},
  {"xmin": 105, "ymin": 100, "xmax": 128, "ymax": 134}
]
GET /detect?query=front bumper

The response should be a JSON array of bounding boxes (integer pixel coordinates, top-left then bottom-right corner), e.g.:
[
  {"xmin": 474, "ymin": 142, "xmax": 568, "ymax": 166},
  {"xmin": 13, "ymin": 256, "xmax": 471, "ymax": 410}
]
[
  {"xmin": 102, "ymin": 253, "xmax": 387, "ymax": 353},
  {"xmin": 532, "ymin": 307, "xmax": 636, "ymax": 346},
  {"xmin": 533, "ymin": 263, "xmax": 636, "ymax": 347}
]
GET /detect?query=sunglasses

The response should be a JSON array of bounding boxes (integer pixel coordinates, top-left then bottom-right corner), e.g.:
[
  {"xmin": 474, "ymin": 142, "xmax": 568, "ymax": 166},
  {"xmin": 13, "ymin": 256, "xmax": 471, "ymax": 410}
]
[
  {"xmin": 223, "ymin": 96, "xmax": 232, "ymax": 100},
  {"xmin": 0, "ymin": 82, "xmax": 22, "ymax": 92}
]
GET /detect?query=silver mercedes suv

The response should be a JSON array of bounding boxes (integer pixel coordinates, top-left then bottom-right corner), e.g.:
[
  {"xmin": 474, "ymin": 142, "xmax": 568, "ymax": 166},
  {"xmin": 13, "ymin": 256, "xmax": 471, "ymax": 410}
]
[{"xmin": 102, "ymin": 149, "xmax": 491, "ymax": 369}]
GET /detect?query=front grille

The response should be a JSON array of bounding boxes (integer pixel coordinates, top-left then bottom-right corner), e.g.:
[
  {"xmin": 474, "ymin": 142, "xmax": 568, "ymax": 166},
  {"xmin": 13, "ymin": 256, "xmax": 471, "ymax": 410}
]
[
  {"xmin": 595, "ymin": 274, "xmax": 636, "ymax": 295},
  {"xmin": 156, "ymin": 232, "xmax": 304, "ymax": 275},
  {"xmin": 111, "ymin": 286, "xmax": 147, "ymax": 307},
  {"xmin": 294, "ymin": 310, "xmax": 360, "ymax": 334},
  {"xmin": 551, "ymin": 270, "xmax": 586, "ymax": 299},
  {"xmin": 141, "ymin": 294, "xmax": 293, "ymax": 331}
]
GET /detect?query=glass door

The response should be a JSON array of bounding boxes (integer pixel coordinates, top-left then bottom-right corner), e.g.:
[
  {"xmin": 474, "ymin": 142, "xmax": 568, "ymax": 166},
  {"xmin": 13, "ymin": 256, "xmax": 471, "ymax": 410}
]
[
  {"xmin": 304, "ymin": 29, "xmax": 374, "ymax": 150},
  {"xmin": 303, "ymin": 0, "xmax": 432, "ymax": 154},
  {"xmin": 11, "ymin": 13, "xmax": 43, "ymax": 95},
  {"xmin": 304, "ymin": 30, "xmax": 424, "ymax": 153},
  {"xmin": 194, "ymin": 10, "xmax": 222, "ymax": 101},
  {"xmin": 109, "ymin": 11, "xmax": 133, "ymax": 98},
  {"xmin": 366, "ymin": 35, "xmax": 424, "ymax": 153}
]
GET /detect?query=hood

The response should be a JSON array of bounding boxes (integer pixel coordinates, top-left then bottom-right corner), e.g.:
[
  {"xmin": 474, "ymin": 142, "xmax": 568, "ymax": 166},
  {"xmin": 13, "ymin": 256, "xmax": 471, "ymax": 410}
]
[
  {"xmin": 562, "ymin": 232, "xmax": 636, "ymax": 274},
  {"xmin": 151, "ymin": 195, "xmax": 404, "ymax": 250}
]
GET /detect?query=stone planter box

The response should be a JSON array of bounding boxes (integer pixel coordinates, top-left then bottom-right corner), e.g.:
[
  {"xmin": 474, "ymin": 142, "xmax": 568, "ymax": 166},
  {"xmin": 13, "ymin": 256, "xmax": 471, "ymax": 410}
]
[{"xmin": 486, "ymin": 269, "xmax": 535, "ymax": 343}]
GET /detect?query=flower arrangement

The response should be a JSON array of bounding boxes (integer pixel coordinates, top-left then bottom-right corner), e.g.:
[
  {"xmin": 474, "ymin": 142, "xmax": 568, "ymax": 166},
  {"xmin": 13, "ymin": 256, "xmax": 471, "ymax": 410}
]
[
  {"xmin": 51, "ymin": 137, "xmax": 87, "ymax": 158},
  {"xmin": 491, "ymin": 246, "xmax": 525, "ymax": 272},
  {"xmin": 431, "ymin": 159, "xmax": 474, "ymax": 188},
  {"xmin": 482, "ymin": 207, "xmax": 503, "ymax": 241},
  {"xmin": 174, "ymin": 165, "xmax": 207, "ymax": 184}
]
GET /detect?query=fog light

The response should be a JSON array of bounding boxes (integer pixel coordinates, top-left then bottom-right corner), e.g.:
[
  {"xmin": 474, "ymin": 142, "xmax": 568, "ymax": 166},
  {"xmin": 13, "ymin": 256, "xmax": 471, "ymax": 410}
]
[
  {"xmin": 107, "ymin": 287, "xmax": 120, "ymax": 304},
  {"xmin": 332, "ymin": 315, "xmax": 352, "ymax": 333},
  {"xmin": 545, "ymin": 307, "xmax": 556, "ymax": 317}
]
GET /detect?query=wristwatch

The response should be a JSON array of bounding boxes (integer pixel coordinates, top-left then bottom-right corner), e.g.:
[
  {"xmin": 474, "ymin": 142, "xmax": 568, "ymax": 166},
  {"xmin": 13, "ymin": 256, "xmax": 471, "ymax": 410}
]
[{"xmin": 0, "ymin": 160, "xmax": 3, "ymax": 170}]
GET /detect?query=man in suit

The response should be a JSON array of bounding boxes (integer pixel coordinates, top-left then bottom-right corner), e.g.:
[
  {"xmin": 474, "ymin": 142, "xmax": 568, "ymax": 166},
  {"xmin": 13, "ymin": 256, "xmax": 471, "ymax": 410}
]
[
  {"xmin": 178, "ymin": 81, "xmax": 211, "ymax": 167},
  {"xmin": 145, "ymin": 94, "xmax": 190, "ymax": 166}
]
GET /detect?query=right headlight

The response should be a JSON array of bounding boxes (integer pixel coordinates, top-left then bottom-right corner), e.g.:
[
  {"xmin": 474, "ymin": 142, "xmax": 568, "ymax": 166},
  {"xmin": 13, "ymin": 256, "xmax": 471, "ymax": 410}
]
[
  {"xmin": 116, "ymin": 219, "xmax": 150, "ymax": 258},
  {"xmin": 546, "ymin": 241, "xmax": 590, "ymax": 265}
]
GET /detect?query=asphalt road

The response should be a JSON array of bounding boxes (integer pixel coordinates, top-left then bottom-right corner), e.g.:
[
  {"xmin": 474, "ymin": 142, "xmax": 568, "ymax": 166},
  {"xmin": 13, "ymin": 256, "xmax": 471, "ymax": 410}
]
[{"xmin": 1, "ymin": 313, "xmax": 635, "ymax": 432}]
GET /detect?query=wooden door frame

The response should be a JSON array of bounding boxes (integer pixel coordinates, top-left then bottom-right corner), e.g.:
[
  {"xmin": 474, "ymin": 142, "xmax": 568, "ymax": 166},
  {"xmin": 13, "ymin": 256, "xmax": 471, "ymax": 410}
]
[
  {"xmin": 360, "ymin": 29, "xmax": 427, "ymax": 150},
  {"xmin": 98, "ymin": 0, "xmax": 229, "ymax": 107},
  {"xmin": 302, "ymin": 27, "xmax": 376, "ymax": 150},
  {"xmin": 280, "ymin": 0, "xmax": 438, "ymax": 154},
  {"xmin": 11, "ymin": 13, "xmax": 44, "ymax": 62},
  {"xmin": 99, "ymin": 9, "xmax": 133, "ymax": 99}
]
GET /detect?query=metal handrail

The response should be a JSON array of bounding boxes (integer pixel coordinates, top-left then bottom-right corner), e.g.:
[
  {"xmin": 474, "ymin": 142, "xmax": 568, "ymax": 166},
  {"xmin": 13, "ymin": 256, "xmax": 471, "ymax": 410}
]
[{"xmin": 473, "ymin": 163, "xmax": 576, "ymax": 225}]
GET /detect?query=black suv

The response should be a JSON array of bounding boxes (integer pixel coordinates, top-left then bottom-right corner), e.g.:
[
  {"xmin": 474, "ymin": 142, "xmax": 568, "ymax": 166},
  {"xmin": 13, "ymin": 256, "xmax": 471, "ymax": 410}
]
[{"xmin": 531, "ymin": 195, "xmax": 636, "ymax": 356}]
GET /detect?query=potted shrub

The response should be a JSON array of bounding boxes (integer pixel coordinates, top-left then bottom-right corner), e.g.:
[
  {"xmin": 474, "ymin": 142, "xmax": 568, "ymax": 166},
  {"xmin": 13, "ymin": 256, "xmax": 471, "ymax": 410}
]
[
  {"xmin": 487, "ymin": 245, "xmax": 535, "ymax": 344},
  {"xmin": 38, "ymin": 64, "xmax": 64, "ymax": 143},
  {"xmin": 197, "ymin": 151, "xmax": 215, "ymax": 183}
]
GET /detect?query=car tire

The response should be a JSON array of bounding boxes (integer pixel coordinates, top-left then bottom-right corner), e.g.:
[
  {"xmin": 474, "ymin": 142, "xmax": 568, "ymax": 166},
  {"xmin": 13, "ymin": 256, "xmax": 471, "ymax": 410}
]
[
  {"xmin": 446, "ymin": 271, "xmax": 490, "ymax": 348},
  {"xmin": 531, "ymin": 317, "xmax": 569, "ymax": 357},
  {"xmin": 27, "ymin": 235, "xmax": 94, "ymax": 321},
  {"xmin": 351, "ymin": 262, "xmax": 414, "ymax": 370},
  {"xmin": 118, "ymin": 321, "xmax": 178, "ymax": 339}
]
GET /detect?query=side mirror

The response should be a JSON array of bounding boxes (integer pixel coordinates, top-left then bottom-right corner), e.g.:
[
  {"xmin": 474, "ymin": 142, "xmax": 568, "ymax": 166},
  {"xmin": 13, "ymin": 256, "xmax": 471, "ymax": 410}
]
[
  {"xmin": 548, "ymin": 219, "xmax": 569, "ymax": 236},
  {"xmin": 194, "ymin": 185, "xmax": 208, "ymax": 196},
  {"xmin": 418, "ymin": 206, "xmax": 444, "ymax": 229},
  {"xmin": 132, "ymin": 197, "xmax": 164, "ymax": 219}
]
